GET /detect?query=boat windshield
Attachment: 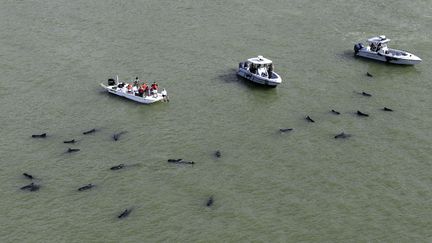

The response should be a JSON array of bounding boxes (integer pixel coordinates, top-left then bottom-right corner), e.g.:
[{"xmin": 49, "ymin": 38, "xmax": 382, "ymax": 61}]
[{"xmin": 369, "ymin": 42, "xmax": 388, "ymax": 52}]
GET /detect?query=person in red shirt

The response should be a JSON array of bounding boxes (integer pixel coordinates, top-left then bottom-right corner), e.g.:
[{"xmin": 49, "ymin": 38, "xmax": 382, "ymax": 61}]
[
  {"xmin": 126, "ymin": 84, "xmax": 132, "ymax": 93},
  {"xmin": 141, "ymin": 83, "xmax": 149, "ymax": 96},
  {"xmin": 149, "ymin": 82, "xmax": 158, "ymax": 97},
  {"xmin": 150, "ymin": 82, "xmax": 158, "ymax": 91},
  {"xmin": 138, "ymin": 86, "xmax": 144, "ymax": 97}
]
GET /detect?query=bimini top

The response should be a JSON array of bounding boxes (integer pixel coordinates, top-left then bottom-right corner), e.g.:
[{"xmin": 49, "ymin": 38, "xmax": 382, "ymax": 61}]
[
  {"xmin": 367, "ymin": 35, "xmax": 391, "ymax": 44},
  {"xmin": 247, "ymin": 55, "xmax": 273, "ymax": 65}
]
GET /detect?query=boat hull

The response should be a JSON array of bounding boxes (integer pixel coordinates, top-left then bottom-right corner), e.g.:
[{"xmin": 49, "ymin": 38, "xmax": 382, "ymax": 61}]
[
  {"xmin": 100, "ymin": 83, "xmax": 164, "ymax": 104},
  {"xmin": 236, "ymin": 68, "xmax": 282, "ymax": 86},
  {"xmin": 354, "ymin": 46, "xmax": 421, "ymax": 65}
]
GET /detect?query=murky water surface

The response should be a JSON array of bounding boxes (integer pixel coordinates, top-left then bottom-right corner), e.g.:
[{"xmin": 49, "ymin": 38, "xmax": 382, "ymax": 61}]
[{"xmin": 1, "ymin": 0, "xmax": 431, "ymax": 242}]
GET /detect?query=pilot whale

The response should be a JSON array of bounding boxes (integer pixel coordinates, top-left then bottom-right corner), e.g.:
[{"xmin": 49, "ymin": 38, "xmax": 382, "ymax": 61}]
[
  {"xmin": 67, "ymin": 148, "xmax": 80, "ymax": 153},
  {"xmin": 83, "ymin": 129, "xmax": 96, "ymax": 135},
  {"xmin": 331, "ymin": 109, "xmax": 340, "ymax": 115},
  {"xmin": 20, "ymin": 182, "xmax": 40, "ymax": 191},
  {"xmin": 357, "ymin": 110, "xmax": 369, "ymax": 117},
  {"xmin": 215, "ymin": 150, "xmax": 221, "ymax": 158},
  {"xmin": 118, "ymin": 208, "xmax": 132, "ymax": 219},
  {"xmin": 279, "ymin": 128, "xmax": 293, "ymax": 132},
  {"xmin": 110, "ymin": 164, "xmax": 125, "ymax": 170},
  {"xmin": 32, "ymin": 133, "xmax": 46, "ymax": 138},
  {"xmin": 78, "ymin": 184, "xmax": 94, "ymax": 191},
  {"xmin": 168, "ymin": 159, "xmax": 195, "ymax": 165},
  {"xmin": 361, "ymin": 91, "xmax": 372, "ymax": 97},
  {"xmin": 306, "ymin": 116, "xmax": 315, "ymax": 123},
  {"xmin": 23, "ymin": 173, "xmax": 34, "ymax": 180},
  {"xmin": 113, "ymin": 131, "xmax": 127, "ymax": 141},
  {"xmin": 206, "ymin": 196, "xmax": 214, "ymax": 207},
  {"xmin": 334, "ymin": 132, "xmax": 351, "ymax": 139}
]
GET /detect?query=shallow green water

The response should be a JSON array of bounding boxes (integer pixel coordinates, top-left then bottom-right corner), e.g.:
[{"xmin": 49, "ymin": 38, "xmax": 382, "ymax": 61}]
[{"xmin": 1, "ymin": 0, "xmax": 431, "ymax": 242}]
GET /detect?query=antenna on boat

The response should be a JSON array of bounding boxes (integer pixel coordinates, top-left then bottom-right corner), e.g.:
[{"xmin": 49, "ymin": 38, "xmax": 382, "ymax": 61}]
[{"xmin": 116, "ymin": 75, "xmax": 119, "ymax": 83}]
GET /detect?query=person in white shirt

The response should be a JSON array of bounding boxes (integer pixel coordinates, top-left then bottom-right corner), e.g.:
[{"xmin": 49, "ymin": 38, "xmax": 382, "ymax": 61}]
[
  {"xmin": 161, "ymin": 89, "xmax": 169, "ymax": 102},
  {"xmin": 132, "ymin": 85, "xmax": 138, "ymax": 95}
]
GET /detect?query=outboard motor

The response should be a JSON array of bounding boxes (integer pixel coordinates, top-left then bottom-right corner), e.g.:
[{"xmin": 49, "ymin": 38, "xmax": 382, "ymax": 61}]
[
  {"xmin": 354, "ymin": 43, "xmax": 364, "ymax": 54},
  {"xmin": 108, "ymin": 78, "xmax": 116, "ymax": 86}
]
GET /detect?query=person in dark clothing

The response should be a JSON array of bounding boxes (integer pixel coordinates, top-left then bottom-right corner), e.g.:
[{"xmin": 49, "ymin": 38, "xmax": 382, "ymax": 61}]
[{"xmin": 268, "ymin": 64, "xmax": 273, "ymax": 78}]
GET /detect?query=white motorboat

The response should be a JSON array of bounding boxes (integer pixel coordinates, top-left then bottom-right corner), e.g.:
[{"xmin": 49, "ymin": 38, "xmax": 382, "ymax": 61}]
[
  {"xmin": 354, "ymin": 35, "xmax": 421, "ymax": 65},
  {"xmin": 100, "ymin": 76, "xmax": 168, "ymax": 104},
  {"xmin": 237, "ymin": 56, "xmax": 282, "ymax": 87}
]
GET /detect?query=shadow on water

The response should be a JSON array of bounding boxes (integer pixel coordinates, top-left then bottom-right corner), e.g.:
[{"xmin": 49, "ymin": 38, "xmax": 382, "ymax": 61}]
[
  {"xmin": 218, "ymin": 68, "xmax": 278, "ymax": 91},
  {"xmin": 339, "ymin": 50, "xmax": 357, "ymax": 61},
  {"xmin": 98, "ymin": 90, "xmax": 161, "ymax": 107}
]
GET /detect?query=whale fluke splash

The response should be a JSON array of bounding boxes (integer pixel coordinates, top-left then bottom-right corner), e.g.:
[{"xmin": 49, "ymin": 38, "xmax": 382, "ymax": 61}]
[
  {"xmin": 32, "ymin": 133, "xmax": 46, "ymax": 138},
  {"xmin": 83, "ymin": 129, "xmax": 96, "ymax": 135}
]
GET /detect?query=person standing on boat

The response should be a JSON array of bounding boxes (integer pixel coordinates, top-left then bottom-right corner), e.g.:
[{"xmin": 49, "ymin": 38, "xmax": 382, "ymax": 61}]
[
  {"xmin": 250, "ymin": 64, "xmax": 256, "ymax": 74},
  {"xmin": 377, "ymin": 43, "xmax": 382, "ymax": 52},
  {"xmin": 126, "ymin": 83, "xmax": 133, "ymax": 93},
  {"xmin": 161, "ymin": 88, "xmax": 169, "ymax": 102},
  {"xmin": 138, "ymin": 86, "xmax": 144, "ymax": 97},
  {"xmin": 151, "ymin": 82, "xmax": 158, "ymax": 91},
  {"xmin": 132, "ymin": 84, "xmax": 138, "ymax": 95},
  {"xmin": 141, "ymin": 83, "xmax": 149, "ymax": 97},
  {"xmin": 370, "ymin": 42, "xmax": 376, "ymax": 52},
  {"xmin": 268, "ymin": 64, "xmax": 273, "ymax": 78},
  {"xmin": 150, "ymin": 82, "xmax": 158, "ymax": 97},
  {"xmin": 134, "ymin": 77, "xmax": 140, "ymax": 85}
]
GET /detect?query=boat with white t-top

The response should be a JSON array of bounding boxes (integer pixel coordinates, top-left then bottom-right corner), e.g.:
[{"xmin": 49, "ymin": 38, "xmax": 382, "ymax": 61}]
[
  {"xmin": 100, "ymin": 76, "xmax": 168, "ymax": 104},
  {"xmin": 354, "ymin": 35, "xmax": 421, "ymax": 65},
  {"xmin": 237, "ymin": 56, "xmax": 282, "ymax": 87}
]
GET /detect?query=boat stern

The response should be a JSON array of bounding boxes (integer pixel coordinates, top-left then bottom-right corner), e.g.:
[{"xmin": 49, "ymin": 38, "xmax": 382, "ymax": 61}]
[{"xmin": 354, "ymin": 43, "xmax": 365, "ymax": 55}]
